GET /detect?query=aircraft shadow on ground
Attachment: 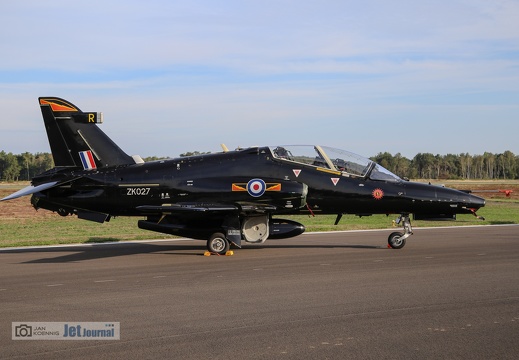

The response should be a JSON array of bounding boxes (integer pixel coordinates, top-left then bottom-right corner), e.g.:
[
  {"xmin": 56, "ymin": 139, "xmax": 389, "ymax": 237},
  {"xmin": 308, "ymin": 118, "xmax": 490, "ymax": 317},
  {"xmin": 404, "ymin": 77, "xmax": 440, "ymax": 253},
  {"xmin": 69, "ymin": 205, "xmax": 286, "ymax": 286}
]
[
  {"xmin": 246, "ymin": 244, "xmax": 381, "ymax": 250},
  {"xmin": 15, "ymin": 244, "xmax": 202, "ymax": 264},
  {"xmin": 9, "ymin": 241, "xmax": 382, "ymax": 264}
]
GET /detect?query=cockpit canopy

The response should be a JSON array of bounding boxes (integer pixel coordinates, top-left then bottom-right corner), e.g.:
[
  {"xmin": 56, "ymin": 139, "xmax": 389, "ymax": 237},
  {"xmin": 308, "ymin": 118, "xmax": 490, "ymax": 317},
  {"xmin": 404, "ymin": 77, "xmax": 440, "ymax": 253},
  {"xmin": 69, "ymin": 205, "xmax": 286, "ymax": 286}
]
[{"xmin": 269, "ymin": 145, "xmax": 401, "ymax": 182}]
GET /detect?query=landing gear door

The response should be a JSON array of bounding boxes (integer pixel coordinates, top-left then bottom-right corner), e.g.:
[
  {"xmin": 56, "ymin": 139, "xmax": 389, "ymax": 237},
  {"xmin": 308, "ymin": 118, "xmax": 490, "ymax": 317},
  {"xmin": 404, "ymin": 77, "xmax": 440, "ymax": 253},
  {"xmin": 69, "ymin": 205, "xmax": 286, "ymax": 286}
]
[{"xmin": 222, "ymin": 215, "xmax": 242, "ymax": 247}]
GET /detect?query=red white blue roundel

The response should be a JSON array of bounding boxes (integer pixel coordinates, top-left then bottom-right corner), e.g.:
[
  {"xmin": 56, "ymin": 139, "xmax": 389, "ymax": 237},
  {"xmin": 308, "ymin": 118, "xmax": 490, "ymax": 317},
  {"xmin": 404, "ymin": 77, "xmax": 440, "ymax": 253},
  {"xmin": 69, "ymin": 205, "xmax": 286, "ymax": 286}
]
[{"xmin": 247, "ymin": 178, "xmax": 266, "ymax": 197}]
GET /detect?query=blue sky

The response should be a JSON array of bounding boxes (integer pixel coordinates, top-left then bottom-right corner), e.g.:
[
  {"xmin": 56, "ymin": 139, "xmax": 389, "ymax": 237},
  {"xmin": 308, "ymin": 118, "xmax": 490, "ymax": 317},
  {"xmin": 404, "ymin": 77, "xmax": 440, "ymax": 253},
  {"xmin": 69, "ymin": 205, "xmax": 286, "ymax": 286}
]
[{"xmin": 1, "ymin": 0, "xmax": 518, "ymax": 159}]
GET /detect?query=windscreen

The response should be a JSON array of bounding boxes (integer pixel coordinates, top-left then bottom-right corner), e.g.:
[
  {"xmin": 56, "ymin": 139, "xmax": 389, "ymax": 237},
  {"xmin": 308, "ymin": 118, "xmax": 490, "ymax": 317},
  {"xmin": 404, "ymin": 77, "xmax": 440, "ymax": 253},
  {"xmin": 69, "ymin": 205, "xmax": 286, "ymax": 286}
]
[{"xmin": 369, "ymin": 164, "xmax": 402, "ymax": 182}]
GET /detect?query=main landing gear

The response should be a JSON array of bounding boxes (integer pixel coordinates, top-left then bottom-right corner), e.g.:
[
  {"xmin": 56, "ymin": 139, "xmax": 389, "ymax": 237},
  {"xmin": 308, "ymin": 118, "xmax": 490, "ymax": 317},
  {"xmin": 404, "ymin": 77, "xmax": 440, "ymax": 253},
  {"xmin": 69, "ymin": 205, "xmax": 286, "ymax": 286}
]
[
  {"xmin": 207, "ymin": 233, "xmax": 230, "ymax": 255},
  {"xmin": 388, "ymin": 214, "xmax": 413, "ymax": 249}
]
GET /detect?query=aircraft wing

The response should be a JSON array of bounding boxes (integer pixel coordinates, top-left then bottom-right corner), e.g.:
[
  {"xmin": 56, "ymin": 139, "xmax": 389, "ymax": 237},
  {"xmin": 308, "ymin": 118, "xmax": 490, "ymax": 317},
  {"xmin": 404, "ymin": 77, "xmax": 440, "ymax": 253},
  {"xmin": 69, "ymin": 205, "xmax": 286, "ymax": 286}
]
[
  {"xmin": 236, "ymin": 203, "xmax": 278, "ymax": 212},
  {"xmin": 1, "ymin": 181, "xmax": 59, "ymax": 201},
  {"xmin": 136, "ymin": 204, "xmax": 239, "ymax": 213},
  {"xmin": 136, "ymin": 202, "xmax": 278, "ymax": 214}
]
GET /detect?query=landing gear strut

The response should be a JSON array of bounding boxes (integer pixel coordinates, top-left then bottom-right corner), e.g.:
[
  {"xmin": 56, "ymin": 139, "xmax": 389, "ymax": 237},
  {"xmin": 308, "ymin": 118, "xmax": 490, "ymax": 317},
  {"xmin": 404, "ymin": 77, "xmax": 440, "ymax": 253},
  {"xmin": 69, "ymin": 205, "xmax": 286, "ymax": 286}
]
[{"xmin": 388, "ymin": 214, "xmax": 413, "ymax": 249}]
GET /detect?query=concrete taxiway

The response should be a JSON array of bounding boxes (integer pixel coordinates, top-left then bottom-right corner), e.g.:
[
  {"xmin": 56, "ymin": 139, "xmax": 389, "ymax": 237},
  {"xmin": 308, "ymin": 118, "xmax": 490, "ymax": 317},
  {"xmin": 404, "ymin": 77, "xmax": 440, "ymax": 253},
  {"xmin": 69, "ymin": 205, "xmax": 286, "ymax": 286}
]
[{"xmin": 1, "ymin": 225, "xmax": 518, "ymax": 359}]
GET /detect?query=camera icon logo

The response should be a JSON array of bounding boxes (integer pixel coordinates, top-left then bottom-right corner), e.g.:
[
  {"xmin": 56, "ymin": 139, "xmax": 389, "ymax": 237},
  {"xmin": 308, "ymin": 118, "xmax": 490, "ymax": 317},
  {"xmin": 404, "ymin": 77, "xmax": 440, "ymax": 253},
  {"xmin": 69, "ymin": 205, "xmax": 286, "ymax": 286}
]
[{"xmin": 15, "ymin": 324, "xmax": 33, "ymax": 338}]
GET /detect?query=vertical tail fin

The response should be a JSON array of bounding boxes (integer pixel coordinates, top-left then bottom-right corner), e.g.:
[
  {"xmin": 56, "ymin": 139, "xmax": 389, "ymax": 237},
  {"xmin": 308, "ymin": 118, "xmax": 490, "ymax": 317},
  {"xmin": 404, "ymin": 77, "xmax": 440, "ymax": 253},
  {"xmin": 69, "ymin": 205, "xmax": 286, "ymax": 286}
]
[{"xmin": 39, "ymin": 97, "xmax": 134, "ymax": 169}]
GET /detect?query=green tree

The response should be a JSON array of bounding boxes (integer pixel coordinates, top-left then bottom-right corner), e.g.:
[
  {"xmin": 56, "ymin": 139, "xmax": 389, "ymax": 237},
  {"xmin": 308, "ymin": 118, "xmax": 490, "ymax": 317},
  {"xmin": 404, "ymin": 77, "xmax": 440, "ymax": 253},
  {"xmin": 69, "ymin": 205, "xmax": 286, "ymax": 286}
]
[
  {"xmin": 459, "ymin": 153, "xmax": 472, "ymax": 179},
  {"xmin": 143, "ymin": 156, "xmax": 170, "ymax": 162},
  {"xmin": 1, "ymin": 152, "xmax": 22, "ymax": 181},
  {"xmin": 483, "ymin": 152, "xmax": 495, "ymax": 179},
  {"xmin": 179, "ymin": 151, "xmax": 211, "ymax": 157},
  {"xmin": 33, "ymin": 152, "xmax": 54, "ymax": 175},
  {"xmin": 18, "ymin": 152, "xmax": 34, "ymax": 180},
  {"xmin": 412, "ymin": 153, "xmax": 435, "ymax": 179}
]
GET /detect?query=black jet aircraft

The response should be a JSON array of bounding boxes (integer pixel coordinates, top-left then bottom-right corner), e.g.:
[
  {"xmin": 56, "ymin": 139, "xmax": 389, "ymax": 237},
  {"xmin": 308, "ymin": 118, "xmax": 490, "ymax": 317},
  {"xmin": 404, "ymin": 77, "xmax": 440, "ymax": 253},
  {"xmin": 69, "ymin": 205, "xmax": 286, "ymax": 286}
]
[{"xmin": 1, "ymin": 97, "xmax": 486, "ymax": 253}]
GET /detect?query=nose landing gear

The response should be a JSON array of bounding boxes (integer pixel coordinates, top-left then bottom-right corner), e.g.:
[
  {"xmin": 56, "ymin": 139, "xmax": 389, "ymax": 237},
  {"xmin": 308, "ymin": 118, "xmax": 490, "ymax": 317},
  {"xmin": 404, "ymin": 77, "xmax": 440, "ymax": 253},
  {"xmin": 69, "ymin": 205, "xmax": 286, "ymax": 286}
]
[
  {"xmin": 388, "ymin": 214, "xmax": 413, "ymax": 249},
  {"xmin": 469, "ymin": 208, "xmax": 485, "ymax": 221}
]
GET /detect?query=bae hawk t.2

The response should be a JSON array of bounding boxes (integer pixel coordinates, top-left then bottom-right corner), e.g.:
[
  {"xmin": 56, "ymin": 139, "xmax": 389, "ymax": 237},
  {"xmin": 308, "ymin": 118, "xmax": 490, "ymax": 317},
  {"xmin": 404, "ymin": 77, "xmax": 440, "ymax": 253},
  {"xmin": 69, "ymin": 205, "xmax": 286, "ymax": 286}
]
[{"xmin": 1, "ymin": 97, "xmax": 486, "ymax": 254}]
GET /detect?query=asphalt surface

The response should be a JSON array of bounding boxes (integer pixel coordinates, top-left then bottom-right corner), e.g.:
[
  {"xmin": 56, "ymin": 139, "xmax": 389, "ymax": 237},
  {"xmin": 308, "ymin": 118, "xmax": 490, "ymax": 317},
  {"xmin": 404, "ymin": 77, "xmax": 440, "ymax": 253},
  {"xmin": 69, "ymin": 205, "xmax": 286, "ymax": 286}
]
[{"xmin": 1, "ymin": 225, "xmax": 518, "ymax": 359}]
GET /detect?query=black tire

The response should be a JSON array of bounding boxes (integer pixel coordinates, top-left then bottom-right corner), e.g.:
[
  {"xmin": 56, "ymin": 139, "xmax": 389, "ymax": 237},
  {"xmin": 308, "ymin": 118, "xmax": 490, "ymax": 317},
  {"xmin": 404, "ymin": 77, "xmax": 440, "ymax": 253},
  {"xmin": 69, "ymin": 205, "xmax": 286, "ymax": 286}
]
[
  {"xmin": 57, "ymin": 208, "xmax": 70, "ymax": 217},
  {"xmin": 388, "ymin": 232, "xmax": 406, "ymax": 249},
  {"xmin": 207, "ymin": 233, "xmax": 230, "ymax": 254}
]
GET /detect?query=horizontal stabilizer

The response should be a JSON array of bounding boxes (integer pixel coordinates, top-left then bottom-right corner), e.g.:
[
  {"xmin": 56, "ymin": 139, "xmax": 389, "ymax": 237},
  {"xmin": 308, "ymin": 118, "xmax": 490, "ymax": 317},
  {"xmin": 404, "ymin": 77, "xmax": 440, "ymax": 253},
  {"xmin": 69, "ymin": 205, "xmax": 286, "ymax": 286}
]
[{"xmin": 0, "ymin": 182, "xmax": 59, "ymax": 202}]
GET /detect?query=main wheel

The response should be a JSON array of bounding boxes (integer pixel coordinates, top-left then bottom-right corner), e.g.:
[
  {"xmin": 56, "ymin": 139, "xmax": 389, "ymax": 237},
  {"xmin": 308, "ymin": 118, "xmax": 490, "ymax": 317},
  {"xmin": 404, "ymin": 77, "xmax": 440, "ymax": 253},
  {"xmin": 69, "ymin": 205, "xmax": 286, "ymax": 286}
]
[
  {"xmin": 388, "ymin": 232, "xmax": 406, "ymax": 249},
  {"xmin": 207, "ymin": 233, "xmax": 230, "ymax": 255},
  {"xmin": 57, "ymin": 208, "xmax": 70, "ymax": 217}
]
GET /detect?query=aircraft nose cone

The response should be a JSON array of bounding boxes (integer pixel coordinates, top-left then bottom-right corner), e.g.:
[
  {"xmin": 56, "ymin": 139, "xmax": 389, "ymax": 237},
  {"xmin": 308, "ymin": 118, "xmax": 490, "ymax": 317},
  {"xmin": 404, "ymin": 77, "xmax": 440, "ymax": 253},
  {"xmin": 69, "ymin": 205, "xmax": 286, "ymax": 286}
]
[
  {"xmin": 447, "ymin": 189, "xmax": 485, "ymax": 211},
  {"xmin": 467, "ymin": 193, "xmax": 486, "ymax": 209},
  {"xmin": 408, "ymin": 182, "xmax": 486, "ymax": 215},
  {"xmin": 435, "ymin": 186, "xmax": 485, "ymax": 209}
]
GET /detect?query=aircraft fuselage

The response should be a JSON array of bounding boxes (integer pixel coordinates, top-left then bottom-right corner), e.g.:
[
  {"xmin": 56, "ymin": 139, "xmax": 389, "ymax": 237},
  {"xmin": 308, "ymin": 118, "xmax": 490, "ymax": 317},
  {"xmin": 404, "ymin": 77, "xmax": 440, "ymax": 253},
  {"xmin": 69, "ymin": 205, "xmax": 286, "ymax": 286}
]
[{"xmin": 31, "ymin": 146, "xmax": 484, "ymax": 220}]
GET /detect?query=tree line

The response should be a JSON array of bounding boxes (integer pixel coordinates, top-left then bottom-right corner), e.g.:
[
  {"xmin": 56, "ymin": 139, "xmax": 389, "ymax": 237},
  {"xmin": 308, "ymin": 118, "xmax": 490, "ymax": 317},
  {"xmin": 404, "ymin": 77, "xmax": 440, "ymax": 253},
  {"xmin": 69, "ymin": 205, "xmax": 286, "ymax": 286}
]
[
  {"xmin": 1, "ymin": 150, "xmax": 518, "ymax": 182},
  {"xmin": 371, "ymin": 151, "xmax": 519, "ymax": 180},
  {"xmin": 0, "ymin": 151, "xmax": 54, "ymax": 182}
]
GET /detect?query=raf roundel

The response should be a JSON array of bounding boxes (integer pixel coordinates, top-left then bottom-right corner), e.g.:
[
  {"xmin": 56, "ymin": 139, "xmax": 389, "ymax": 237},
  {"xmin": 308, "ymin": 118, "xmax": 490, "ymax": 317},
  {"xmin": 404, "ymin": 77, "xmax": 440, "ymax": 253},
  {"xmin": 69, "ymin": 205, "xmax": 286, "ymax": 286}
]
[{"xmin": 247, "ymin": 179, "xmax": 266, "ymax": 197}]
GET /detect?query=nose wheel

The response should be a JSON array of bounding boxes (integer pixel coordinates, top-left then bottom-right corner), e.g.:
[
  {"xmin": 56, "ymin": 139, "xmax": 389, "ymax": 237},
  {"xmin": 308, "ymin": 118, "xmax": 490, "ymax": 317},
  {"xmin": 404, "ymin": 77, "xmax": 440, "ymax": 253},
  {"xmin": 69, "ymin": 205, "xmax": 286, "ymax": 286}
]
[
  {"xmin": 388, "ymin": 232, "xmax": 406, "ymax": 249},
  {"xmin": 388, "ymin": 214, "xmax": 413, "ymax": 249}
]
